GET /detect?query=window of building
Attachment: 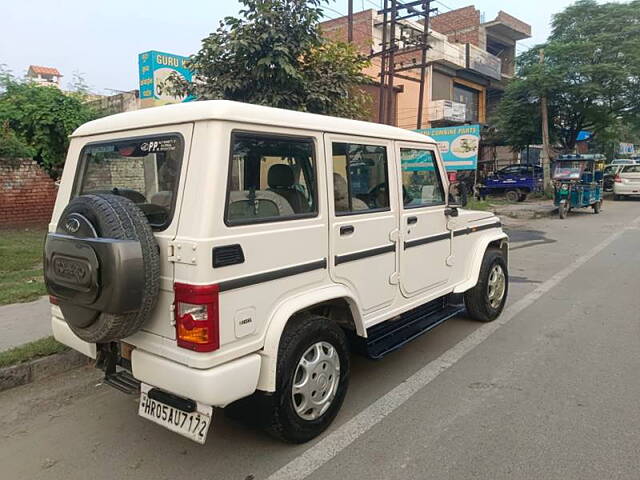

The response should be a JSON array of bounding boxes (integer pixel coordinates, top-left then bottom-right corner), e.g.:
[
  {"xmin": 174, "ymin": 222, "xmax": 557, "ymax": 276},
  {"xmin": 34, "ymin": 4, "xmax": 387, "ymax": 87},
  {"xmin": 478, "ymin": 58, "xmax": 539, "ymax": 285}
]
[
  {"xmin": 225, "ymin": 133, "xmax": 317, "ymax": 225},
  {"xmin": 332, "ymin": 142, "xmax": 389, "ymax": 215},
  {"xmin": 453, "ymin": 83, "xmax": 480, "ymax": 123},
  {"xmin": 400, "ymin": 148, "xmax": 445, "ymax": 208}
]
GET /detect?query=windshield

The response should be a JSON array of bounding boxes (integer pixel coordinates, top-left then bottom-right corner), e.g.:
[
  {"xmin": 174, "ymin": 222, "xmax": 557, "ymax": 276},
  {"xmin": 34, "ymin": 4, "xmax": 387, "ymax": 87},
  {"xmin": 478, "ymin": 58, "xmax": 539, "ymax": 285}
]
[
  {"xmin": 553, "ymin": 161, "xmax": 584, "ymax": 180},
  {"xmin": 76, "ymin": 135, "xmax": 183, "ymax": 230}
]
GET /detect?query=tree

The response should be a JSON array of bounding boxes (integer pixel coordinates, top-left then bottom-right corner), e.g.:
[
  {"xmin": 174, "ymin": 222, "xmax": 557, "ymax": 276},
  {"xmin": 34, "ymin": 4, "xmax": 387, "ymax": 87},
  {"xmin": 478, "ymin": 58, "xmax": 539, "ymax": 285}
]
[
  {"xmin": 0, "ymin": 76, "xmax": 97, "ymax": 177},
  {"xmin": 161, "ymin": 0, "xmax": 372, "ymax": 119},
  {"xmin": 494, "ymin": 0, "xmax": 640, "ymax": 154}
]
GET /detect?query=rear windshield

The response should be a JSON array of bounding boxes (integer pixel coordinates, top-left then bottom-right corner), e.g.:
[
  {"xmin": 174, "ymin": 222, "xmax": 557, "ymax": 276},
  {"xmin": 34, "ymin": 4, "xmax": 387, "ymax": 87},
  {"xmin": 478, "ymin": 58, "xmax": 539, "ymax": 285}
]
[{"xmin": 75, "ymin": 135, "xmax": 183, "ymax": 230}]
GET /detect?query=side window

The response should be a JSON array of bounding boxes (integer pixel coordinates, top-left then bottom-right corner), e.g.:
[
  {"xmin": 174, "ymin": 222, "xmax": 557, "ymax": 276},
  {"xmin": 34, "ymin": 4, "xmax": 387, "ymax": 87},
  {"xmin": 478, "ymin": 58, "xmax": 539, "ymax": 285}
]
[
  {"xmin": 332, "ymin": 142, "xmax": 390, "ymax": 215},
  {"xmin": 225, "ymin": 133, "xmax": 317, "ymax": 225},
  {"xmin": 401, "ymin": 148, "xmax": 445, "ymax": 208}
]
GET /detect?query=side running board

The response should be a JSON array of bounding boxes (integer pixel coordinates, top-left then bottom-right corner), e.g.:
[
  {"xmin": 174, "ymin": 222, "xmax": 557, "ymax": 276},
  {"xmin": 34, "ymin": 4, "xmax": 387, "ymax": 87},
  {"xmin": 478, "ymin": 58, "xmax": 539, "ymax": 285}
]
[{"xmin": 361, "ymin": 296, "xmax": 465, "ymax": 360}]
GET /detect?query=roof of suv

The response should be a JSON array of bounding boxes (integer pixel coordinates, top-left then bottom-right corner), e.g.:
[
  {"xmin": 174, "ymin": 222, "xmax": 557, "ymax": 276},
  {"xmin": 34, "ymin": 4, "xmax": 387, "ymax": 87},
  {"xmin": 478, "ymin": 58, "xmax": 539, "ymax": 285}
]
[{"xmin": 72, "ymin": 100, "xmax": 436, "ymax": 144}]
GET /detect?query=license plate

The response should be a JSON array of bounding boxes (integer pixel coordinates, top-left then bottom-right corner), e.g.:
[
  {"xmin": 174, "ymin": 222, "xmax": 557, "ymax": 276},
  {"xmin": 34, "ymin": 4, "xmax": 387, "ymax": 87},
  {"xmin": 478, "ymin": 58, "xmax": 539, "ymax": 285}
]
[{"xmin": 139, "ymin": 384, "xmax": 212, "ymax": 444}]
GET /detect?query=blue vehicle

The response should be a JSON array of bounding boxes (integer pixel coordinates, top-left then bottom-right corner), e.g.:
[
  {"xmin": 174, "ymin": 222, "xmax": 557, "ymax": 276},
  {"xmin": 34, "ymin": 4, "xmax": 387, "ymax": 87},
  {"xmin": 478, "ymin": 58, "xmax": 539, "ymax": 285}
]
[
  {"xmin": 552, "ymin": 154, "xmax": 604, "ymax": 219},
  {"xmin": 479, "ymin": 164, "xmax": 543, "ymax": 203}
]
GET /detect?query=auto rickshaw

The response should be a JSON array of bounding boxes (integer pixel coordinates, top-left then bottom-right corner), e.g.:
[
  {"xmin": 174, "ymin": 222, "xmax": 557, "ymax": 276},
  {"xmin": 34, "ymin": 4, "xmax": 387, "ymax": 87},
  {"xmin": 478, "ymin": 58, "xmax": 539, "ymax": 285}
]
[{"xmin": 553, "ymin": 154, "xmax": 604, "ymax": 219}]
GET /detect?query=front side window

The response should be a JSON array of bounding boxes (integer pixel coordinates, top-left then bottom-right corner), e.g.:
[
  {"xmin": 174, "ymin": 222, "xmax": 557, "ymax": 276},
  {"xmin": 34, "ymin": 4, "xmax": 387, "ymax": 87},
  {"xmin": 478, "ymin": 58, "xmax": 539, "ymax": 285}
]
[
  {"xmin": 401, "ymin": 148, "xmax": 445, "ymax": 208},
  {"xmin": 332, "ymin": 142, "xmax": 389, "ymax": 215},
  {"xmin": 77, "ymin": 135, "xmax": 183, "ymax": 229},
  {"xmin": 226, "ymin": 133, "xmax": 317, "ymax": 225}
]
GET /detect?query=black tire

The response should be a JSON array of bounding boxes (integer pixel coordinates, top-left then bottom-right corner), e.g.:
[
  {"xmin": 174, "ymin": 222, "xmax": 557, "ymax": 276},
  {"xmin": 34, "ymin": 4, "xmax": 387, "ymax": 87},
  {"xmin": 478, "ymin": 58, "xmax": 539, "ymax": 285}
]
[
  {"xmin": 505, "ymin": 189, "xmax": 520, "ymax": 203},
  {"xmin": 559, "ymin": 202, "xmax": 569, "ymax": 219},
  {"xmin": 464, "ymin": 249, "xmax": 508, "ymax": 322},
  {"xmin": 593, "ymin": 200, "xmax": 602, "ymax": 214},
  {"xmin": 263, "ymin": 315, "xmax": 350, "ymax": 443},
  {"xmin": 517, "ymin": 193, "xmax": 528, "ymax": 202},
  {"xmin": 55, "ymin": 194, "xmax": 160, "ymax": 343}
]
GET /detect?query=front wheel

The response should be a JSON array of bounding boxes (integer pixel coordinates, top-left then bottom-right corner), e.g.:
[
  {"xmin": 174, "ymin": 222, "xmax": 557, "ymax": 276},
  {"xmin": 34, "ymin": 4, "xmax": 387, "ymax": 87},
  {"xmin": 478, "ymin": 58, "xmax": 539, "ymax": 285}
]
[
  {"xmin": 559, "ymin": 201, "xmax": 569, "ymax": 219},
  {"xmin": 465, "ymin": 249, "xmax": 509, "ymax": 322},
  {"xmin": 263, "ymin": 315, "xmax": 350, "ymax": 443}
]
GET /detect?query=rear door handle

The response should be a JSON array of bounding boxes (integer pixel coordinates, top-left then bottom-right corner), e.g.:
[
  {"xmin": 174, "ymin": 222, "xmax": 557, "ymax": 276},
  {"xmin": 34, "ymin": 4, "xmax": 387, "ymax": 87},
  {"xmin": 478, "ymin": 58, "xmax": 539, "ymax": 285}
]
[
  {"xmin": 340, "ymin": 225, "xmax": 355, "ymax": 236},
  {"xmin": 407, "ymin": 216, "xmax": 418, "ymax": 225}
]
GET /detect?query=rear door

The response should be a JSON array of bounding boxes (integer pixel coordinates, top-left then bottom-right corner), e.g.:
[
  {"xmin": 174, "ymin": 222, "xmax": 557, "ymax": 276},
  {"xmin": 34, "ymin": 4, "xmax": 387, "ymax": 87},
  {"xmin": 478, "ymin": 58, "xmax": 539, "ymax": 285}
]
[
  {"xmin": 326, "ymin": 134, "xmax": 399, "ymax": 315},
  {"xmin": 396, "ymin": 142, "xmax": 452, "ymax": 298},
  {"xmin": 72, "ymin": 123, "xmax": 194, "ymax": 340}
]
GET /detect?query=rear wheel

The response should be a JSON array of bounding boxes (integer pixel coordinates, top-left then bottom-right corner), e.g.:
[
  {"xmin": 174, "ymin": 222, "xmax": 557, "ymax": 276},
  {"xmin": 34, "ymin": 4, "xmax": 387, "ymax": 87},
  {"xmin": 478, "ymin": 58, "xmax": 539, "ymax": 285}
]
[
  {"xmin": 505, "ymin": 189, "xmax": 520, "ymax": 203},
  {"xmin": 593, "ymin": 200, "xmax": 602, "ymax": 214},
  {"xmin": 465, "ymin": 249, "xmax": 509, "ymax": 322},
  {"xmin": 263, "ymin": 315, "xmax": 350, "ymax": 443}
]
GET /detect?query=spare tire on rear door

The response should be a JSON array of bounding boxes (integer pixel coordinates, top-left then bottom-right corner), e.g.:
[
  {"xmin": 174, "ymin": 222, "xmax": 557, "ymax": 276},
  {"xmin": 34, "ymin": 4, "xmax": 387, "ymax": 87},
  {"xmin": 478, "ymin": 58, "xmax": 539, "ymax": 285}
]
[{"xmin": 44, "ymin": 194, "xmax": 160, "ymax": 343}]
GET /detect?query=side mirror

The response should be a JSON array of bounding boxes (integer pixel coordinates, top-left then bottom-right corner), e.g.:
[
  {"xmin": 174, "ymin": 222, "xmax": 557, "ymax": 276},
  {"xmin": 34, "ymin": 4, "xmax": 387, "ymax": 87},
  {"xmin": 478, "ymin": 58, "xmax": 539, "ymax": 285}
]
[{"xmin": 447, "ymin": 181, "xmax": 468, "ymax": 208}]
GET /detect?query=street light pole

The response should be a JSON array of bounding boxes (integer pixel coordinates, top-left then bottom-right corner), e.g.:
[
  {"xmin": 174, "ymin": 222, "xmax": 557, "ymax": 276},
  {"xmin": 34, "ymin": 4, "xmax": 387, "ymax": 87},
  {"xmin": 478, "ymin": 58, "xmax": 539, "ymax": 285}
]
[{"xmin": 539, "ymin": 49, "xmax": 552, "ymax": 191}]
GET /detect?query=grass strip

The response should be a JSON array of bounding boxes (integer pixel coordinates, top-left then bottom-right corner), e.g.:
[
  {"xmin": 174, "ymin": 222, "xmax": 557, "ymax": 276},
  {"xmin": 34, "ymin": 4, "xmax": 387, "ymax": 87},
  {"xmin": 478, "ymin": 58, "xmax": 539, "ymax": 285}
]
[{"xmin": 0, "ymin": 336, "xmax": 69, "ymax": 369}]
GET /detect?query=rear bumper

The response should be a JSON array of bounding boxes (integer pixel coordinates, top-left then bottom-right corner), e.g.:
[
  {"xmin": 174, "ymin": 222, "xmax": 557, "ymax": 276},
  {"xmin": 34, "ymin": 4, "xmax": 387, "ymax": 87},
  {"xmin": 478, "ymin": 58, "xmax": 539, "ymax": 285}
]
[
  {"xmin": 52, "ymin": 314, "xmax": 97, "ymax": 359},
  {"xmin": 614, "ymin": 183, "xmax": 640, "ymax": 195},
  {"xmin": 53, "ymin": 313, "xmax": 261, "ymax": 408},
  {"xmin": 131, "ymin": 349, "xmax": 261, "ymax": 407}
]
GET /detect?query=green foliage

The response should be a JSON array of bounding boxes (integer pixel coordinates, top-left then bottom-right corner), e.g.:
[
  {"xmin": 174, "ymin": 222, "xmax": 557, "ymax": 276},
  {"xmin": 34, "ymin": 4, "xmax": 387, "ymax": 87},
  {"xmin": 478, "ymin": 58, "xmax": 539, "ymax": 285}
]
[
  {"xmin": 0, "ymin": 121, "xmax": 34, "ymax": 158},
  {"xmin": 0, "ymin": 337, "xmax": 68, "ymax": 367},
  {"xmin": 494, "ymin": 0, "xmax": 640, "ymax": 153},
  {"xmin": 161, "ymin": 0, "xmax": 372, "ymax": 119},
  {"xmin": 0, "ymin": 75, "xmax": 97, "ymax": 178}
]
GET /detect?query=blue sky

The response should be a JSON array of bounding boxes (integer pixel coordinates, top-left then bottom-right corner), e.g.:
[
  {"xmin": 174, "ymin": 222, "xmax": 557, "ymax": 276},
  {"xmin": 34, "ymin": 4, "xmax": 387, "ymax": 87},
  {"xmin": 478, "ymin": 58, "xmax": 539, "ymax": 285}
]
[{"xmin": 1, "ymin": 0, "xmax": 578, "ymax": 94}]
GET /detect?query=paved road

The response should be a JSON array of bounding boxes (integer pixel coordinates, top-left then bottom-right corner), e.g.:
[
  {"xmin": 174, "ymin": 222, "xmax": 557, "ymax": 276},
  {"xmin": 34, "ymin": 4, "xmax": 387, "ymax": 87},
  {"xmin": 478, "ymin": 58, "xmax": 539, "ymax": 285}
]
[
  {"xmin": 1, "ymin": 199, "xmax": 639, "ymax": 480},
  {"xmin": 0, "ymin": 296, "xmax": 50, "ymax": 351}
]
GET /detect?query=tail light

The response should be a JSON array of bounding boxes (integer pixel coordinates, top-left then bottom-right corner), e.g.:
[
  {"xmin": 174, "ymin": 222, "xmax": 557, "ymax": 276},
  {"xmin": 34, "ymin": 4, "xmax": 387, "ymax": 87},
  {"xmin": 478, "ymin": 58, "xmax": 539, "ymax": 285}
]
[
  {"xmin": 49, "ymin": 295, "xmax": 59, "ymax": 305},
  {"xmin": 174, "ymin": 283, "xmax": 220, "ymax": 352},
  {"xmin": 615, "ymin": 175, "xmax": 623, "ymax": 183}
]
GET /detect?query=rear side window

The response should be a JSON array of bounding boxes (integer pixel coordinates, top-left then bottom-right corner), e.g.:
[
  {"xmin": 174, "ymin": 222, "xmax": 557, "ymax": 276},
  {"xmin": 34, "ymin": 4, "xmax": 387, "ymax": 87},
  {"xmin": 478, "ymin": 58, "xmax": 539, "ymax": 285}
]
[
  {"xmin": 225, "ymin": 133, "xmax": 317, "ymax": 225},
  {"xmin": 332, "ymin": 142, "xmax": 389, "ymax": 215},
  {"xmin": 76, "ymin": 135, "xmax": 183, "ymax": 230},
  {"xmin": 400, "ymin": 148, "xmax": 445, "ymax": 208},
  {"xmin": 622, "ymin": 165, "xmax": 640, "ymax": 173}
]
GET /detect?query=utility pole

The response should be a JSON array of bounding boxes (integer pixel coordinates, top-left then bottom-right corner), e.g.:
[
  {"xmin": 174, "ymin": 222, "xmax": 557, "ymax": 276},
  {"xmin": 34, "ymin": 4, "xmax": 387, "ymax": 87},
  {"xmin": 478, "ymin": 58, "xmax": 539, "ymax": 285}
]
[
  {"xmin": 373, "ymin": 0, "xmax": 436, "ymax": 127},
  {"xmin": 539, "ymin": 49, "xmax": 552, "ymax": 191},
  {"xmin": 347, "ymin": 0, "xmax": 354, "ymax": 43}
]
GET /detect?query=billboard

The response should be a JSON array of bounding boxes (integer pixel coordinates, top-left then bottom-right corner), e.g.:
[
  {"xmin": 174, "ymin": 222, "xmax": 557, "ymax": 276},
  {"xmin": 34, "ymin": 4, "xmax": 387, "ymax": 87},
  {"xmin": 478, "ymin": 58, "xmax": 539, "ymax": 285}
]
[
  {"xmin": 138, "ymin": 51, "xmax": 194, "ymax": 107},
  {"xmin": 619, "ymin": 143, "xmax": 635, "ymax": 155},
  {"xmin": 416, "ymin": 125, "xmax": 481, "ymax": 171}
]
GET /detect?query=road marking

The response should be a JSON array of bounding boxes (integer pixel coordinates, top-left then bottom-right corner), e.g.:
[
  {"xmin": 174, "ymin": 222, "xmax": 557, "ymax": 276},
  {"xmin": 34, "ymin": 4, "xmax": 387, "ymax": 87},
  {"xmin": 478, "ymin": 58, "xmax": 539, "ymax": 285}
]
[{"xmin": 267, "ymin": 216, "xmax": 640, "ymax": 480}]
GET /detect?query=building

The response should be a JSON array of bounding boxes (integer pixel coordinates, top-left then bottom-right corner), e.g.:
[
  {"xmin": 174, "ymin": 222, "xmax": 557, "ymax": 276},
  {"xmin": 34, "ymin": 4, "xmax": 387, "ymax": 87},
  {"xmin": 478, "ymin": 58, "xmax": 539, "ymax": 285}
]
[
  {"xmin": 26, "ymin": 65, "xmax": 63, "ymax": 88},
  {"xmin": 320, "ymin": 6, "xmax": 531, "ymax": 130}
]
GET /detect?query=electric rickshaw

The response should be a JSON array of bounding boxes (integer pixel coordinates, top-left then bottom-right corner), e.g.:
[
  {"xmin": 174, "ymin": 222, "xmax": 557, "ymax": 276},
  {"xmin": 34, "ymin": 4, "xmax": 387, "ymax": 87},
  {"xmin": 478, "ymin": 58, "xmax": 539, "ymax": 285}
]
[{"xmin": 553, "ymin": 154, "xmax": 604, "ymax": 219}]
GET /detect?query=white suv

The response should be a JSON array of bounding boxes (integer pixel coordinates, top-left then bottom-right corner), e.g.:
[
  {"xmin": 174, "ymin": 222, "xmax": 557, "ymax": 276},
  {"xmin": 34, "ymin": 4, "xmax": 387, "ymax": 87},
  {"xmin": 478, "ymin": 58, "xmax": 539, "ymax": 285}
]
[{"xmin": 45, "ymin": 100, "xmax": 508, "ymax": 444}]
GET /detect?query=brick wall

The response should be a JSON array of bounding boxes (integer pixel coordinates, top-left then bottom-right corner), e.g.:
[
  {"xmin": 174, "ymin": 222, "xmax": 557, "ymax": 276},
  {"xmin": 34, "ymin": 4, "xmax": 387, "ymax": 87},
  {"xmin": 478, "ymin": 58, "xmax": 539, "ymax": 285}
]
[
  {"xmin": 320, "ymin": 9, "xmax": 374, "ymax": 55},
  {"xmin": 0, "ymin": 158, "xmax": 58, "ymax": 228},
  {"xmin": 430, "ymin": 6, "xmax": 481, "ymax": 46}
]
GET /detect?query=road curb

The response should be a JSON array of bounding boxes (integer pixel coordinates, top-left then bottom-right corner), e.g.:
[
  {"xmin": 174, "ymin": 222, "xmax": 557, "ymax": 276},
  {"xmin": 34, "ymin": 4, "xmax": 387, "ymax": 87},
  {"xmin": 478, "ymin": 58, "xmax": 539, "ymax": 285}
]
[
  {"xmin": 492, "ymin": 205, "xmax": 557, "ymax": 220},
  {"xmin": 0, "ymin": 350, "xmax": 91, "ymax": 393}
]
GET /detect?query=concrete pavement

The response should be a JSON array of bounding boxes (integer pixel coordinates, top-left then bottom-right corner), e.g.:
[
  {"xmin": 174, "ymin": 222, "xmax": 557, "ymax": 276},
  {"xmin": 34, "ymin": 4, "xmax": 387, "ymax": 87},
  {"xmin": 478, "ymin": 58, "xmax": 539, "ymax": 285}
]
[
  {"xmin": 1, "ymin": 199, "xmax": 639, "ymax": 479},
  {"xmin": 0, "ymin": 296, "xmax": 51, "ymax": 350}
]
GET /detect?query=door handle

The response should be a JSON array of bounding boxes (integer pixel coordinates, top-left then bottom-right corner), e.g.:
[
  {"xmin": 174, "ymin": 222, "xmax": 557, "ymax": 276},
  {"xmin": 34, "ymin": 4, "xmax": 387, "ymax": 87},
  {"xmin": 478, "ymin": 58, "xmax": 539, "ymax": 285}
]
[
  {"xmin": 340, "ymin": 225, "xmax": 355, "ymax": 236},
  {"xmin": 407, "ymin": 216, "xmax": 418, "ymax": 225}
]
